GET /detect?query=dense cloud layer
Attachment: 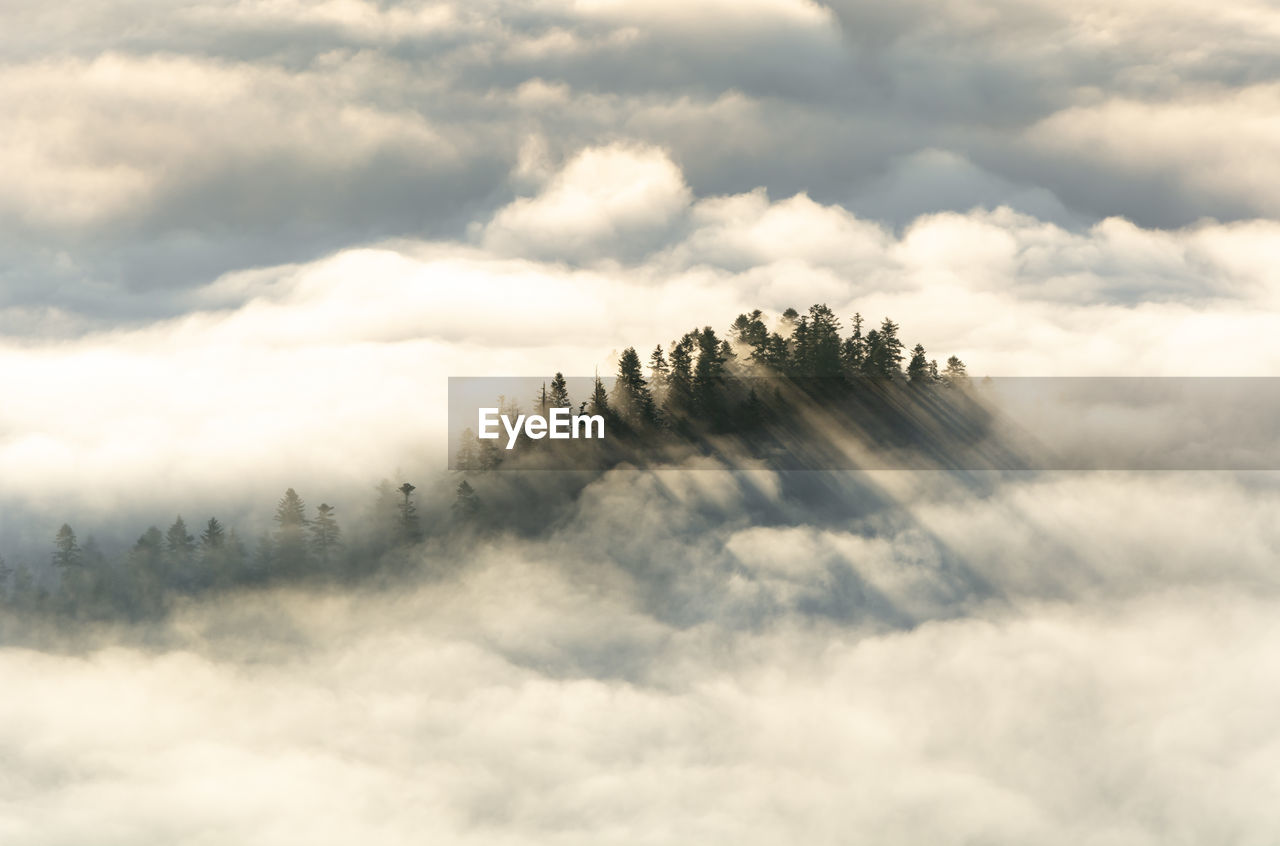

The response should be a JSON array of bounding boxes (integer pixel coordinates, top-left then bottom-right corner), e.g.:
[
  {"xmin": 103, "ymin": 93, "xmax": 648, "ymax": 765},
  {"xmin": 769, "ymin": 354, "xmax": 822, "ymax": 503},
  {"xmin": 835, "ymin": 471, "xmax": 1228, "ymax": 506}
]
[
  {"xmin": 3, "ymin": 469, "xmax": 1279, "ymax": 844},
  {"xmin": 2, "ymin": 145, "xmax": 1278, "ymax": 534},
  {"xmin": 3, "ymin": 0, "xmax": 1280, "ymax": 318},
  {"xmin": 3, "ymin": 3, "xmax": 1278, "ymax": 841}
]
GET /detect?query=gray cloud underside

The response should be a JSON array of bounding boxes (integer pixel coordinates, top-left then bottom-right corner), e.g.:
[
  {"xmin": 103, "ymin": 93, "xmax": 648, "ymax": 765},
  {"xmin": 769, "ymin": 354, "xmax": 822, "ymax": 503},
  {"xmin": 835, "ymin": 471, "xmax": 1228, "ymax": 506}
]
[{"xmin": 3, "ymin": 0, "xmax": 1280, "ymax": 318}]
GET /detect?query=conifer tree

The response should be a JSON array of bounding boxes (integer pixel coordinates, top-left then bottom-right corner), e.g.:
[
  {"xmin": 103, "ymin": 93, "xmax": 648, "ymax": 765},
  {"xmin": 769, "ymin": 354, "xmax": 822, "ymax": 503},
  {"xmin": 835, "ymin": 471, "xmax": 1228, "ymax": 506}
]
[
  {"xmin": 397, "ymin": 482, "xmax": 421, "ymax": 543},
  {"xmin": 876, "ymin": 317, "xmax": 905, "ymax": 377},
  {"xmin": 588, "ymin": 375, "xmax": 612, "ymax": 419},
  {"xmin": 842, "ymin": 312, "xmax": 866, "ymax": 375},
  {"xmin": 612, "ymin": 346, "xmax": 656, "ymax": 426},
  {"xmin": 456, "ymin": 427, "xmax": 479, "ymax": 470},
  {"xmin": 943, "ymin": 355, "xmax": 968, "ymax": 385},
  {"xmin": 549, "ymin": 372, "xmax": 571, "ymax": 410},
  {"xmin": 731, "ymin": 309, "xmax": 769, "ymax": 351},
  {"xmin": 201, "ymin": 517, "xmax": 225, "ymax": 549},
  {"xmin": 907, "ymin": 343, "xmax": 931, "ymax": 383},
  {"xmin": 310, "ymin": 503, "xmax": 341, "ymax": 565},
  {"xmin": 693, "ymin": 327, "xmax": 726, "ymax": 418},
  {"xmin": 648, "ymin": 346, "xmax": 669, "ymax": 396},
  {"xmin": 453, "ymin": 480, "xmax": 482, "ymax": 520},
  {"xmin": 166, "ymin": 516, "xmax": 195, "ymax": 560},
  {"xmin": 52, "ymin": 524, "xmax": 80, "ymax": 569},
  {"xmin": 273, "ymin": 488, "xmax": 309, "ymax": 575},
  {"xmin": 806, "ymin": 303, "xmax": 843, "ymax": 378},
  {"xmin": 665, "ymin": 334, "xmax": 696, "ymax": 417}
]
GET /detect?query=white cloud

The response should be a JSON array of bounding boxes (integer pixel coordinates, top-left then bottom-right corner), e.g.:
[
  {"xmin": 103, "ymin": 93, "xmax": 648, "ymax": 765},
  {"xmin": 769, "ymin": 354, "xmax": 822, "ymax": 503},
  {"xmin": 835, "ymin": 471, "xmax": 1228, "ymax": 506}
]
[
  {"xmin": 482, "ymin": 144, "xmax": 693, "ymax": 260},
  {"xmin": 3, "ymin": 151, "xmax": 1280, "ymax": 516}
]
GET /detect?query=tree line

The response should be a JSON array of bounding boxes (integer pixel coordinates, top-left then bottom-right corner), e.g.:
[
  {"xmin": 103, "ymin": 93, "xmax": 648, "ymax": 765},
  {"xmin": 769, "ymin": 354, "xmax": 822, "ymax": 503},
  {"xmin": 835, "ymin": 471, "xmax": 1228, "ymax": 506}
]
[
  {"xmin": 0, "ymin": 479, "xmax": 486, "ymax": 624},
  {"xmin": 457, "ymin": 304, "xmax": 971, "ymax": 470}
]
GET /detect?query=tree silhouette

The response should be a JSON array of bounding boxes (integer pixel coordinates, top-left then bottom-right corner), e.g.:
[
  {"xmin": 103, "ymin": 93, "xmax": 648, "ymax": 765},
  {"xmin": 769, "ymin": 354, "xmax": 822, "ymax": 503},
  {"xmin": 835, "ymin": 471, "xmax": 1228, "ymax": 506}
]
[
  {"xmin": 273, "ymin": 488, "xmax": 309, "ymax": 576},
  {"xmin": 397, "ymin": 482, "xmax": 421, "ymax": 543},
  {"xmin": 665, "ymin": 334, "xmax": 695, "ymax": 418},
  {"xmin": 549, "ymin": 372, "xmax": 571, "ymax": 409},
  {"xmin": 52, "ymin": 524, "xmax": 81, "ymax": 569},
  {"xmin": 453, "ymin": 480, "xmax": 482, "ymax": 520},
  {"xmin": 612, "ymin": 347, "xmax": 656, "ymax": 426},
  {"xmin": 943, "ymin": 355, "xmax": 968, "ymax": 386},
  {"xmin": 456, "ymin": 427, "xmax": 479, "ymax": 470},
  {"xmin": 310, "ymin": 503, "xmax": 341, "ymax": 566},
  {"xmin": 201, "ymin": 517, "xmax": 225, "ymax": 549},
  {"xmin": 907, "ymin": 343, "xmax": 931, "ymax": 383}
]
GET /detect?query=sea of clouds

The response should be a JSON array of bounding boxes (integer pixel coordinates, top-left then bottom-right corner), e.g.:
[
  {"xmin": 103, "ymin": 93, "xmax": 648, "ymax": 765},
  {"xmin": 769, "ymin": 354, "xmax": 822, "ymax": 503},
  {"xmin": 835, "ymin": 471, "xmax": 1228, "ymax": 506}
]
[{"xmin": 2, "ymin": 0, "xmax": 1279, "ymax": 842}]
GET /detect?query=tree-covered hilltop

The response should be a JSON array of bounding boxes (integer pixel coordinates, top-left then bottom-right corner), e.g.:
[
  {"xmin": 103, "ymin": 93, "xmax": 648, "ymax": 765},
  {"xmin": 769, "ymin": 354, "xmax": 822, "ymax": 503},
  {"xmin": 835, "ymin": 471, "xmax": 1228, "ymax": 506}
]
[
  {"xmin": 1, "ymin": 303, "xmax": 987, "ymax": 631},
  {"xmin": 457, "ymin": 303, "xmax": 979, "ymax": 471}
]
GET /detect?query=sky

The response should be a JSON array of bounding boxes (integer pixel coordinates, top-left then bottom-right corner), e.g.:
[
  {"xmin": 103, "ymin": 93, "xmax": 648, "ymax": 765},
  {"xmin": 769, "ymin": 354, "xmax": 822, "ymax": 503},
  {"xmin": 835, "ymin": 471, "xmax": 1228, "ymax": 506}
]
[
  {"xmin": 2, "ymin": 0, "xmax": 1280, "ymax": 519},
  {"xmin": 2, "ymin": 4, "xmax": 1280, "ymax": 842}
]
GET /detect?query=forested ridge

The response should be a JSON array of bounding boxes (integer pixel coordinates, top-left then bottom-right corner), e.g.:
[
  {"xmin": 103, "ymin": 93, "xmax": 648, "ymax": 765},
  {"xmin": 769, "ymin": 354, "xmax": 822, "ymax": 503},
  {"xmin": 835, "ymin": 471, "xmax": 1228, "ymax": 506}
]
[{"xmin": 2, "ymin": 303, "xmax": 973, "ymax": 625}]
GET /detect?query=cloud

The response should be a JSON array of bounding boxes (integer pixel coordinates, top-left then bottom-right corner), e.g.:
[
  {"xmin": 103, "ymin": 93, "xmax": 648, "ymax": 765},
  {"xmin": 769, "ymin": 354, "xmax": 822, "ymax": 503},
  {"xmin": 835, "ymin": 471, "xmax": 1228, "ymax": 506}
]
[
  {"xmin": 3, "ymin": 468, "xmax": 1280, "ymax": 843},
  {"xmin": 3, "ymin": 148, "xmax": 1280, "ymax": 532},
  {"xmin": 481, "ymin": 144, "xmax": 692, "ymax": 260},
  {"xmin": 4, "ymin": 0, "xmax": 1280, "ymax": 319}
]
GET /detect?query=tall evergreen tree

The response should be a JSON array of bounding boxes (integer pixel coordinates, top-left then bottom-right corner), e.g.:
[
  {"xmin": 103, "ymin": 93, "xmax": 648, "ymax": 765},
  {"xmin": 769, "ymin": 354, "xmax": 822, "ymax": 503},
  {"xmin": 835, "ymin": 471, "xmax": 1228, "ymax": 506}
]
[
  {"xmin": 549, "ymin": 372, "xmax": 571, "ymax": 409},
  {"xmin": 612, "ymin": 346, "xmax": 656, "ymax": 426},
  {"xmin": 907, "ymin": 343, "xmax": 931, "ymax": 383},
  {"xmin": 693, "ymin": 326, "xmax": 727, "ymax": 419},
  {"xmin": 664, "ymin": 334, "xmax": 696, "ymax": 417},
  {"xmin": 943, "ymin": 355, "xmax": 968, "ymax": 385},
  {"xmin": 875, "ymin": 317, "xmax": 905, "ymax": 377},
  {"xmin": 648, "ymin": 346, "xmax": 669, "ymax": 397},
  {"xmin": 166, "ymin": 516, "xmax": 195, "ymax": 560},
  {"xmin": 201, "ymin": 517, "xmax": 225, "ymax": 549},
  {"xmin": 452, "ymin": 480, "xmax": 482, "ymax": 520},
  {"xmin": 273, "ymin": 488, "xmax": 309, "ymax": 575},
  {"xmin": 52, "ymin": 524, "xmax": 80, "ymax": 569},
  {"xmin": 310, "ymin": 503, "xmax": 341, "ymax": 565},
  {"xmin": 456, "ymin": 427, "xmax": 479, "ymax": 470},
  {"xmin": 397, "ymin": 482, "xmax": 421, "ymax": 543},
  {"xmin": 731, "ymin": 309, "xmax": 769, "ymax": 351},
  {"xmin": 842, "ymin": 312, "xmax": 866, "ymax": 375},
  {"xmin": 805, "ymin": 303, "xmax": 843, "ymax": 378}
]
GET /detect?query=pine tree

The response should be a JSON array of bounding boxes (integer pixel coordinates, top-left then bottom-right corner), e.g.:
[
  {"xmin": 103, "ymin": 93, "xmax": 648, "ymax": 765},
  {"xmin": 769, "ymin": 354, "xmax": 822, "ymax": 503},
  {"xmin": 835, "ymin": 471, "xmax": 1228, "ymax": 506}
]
[
  {"xmin": 453, "ymin": 480, "xmax": 482, "ymax": 520},
  {"xmin": 273, "ymin": 488, "xmax": 309, "ymax": 575},
  {"xmin": 310, "ymin": 503, "xmax": 341, "ymax": 565},
  {"xmin": 760, "ymin": 332, "xmax": 789, "ymax": 370},
  {"xmin": 907, "ymin": 343, "xmax": 931, "ymax": 383},
  {"xmin": 648, "ymin": 346, "xmax": 669, "ymax": 397},
  {"xmin": 397, "ymin": 482, "xmax": 421, "ymax": 543},
  {"xmin": 943, "ymin": 355, "xmax": 968, "ymax": 386},
  {"xmin": 549, "ymin": 372, "xmax": 571, "ymax": 410},
  {"xmin": 166, "ymin": 516, "xmax": 195, "ymax": 560},
  {"xmin": 612, "ymin": 346, "xmax": 656, "ymax": 426},
  {"xmin": 693, "ymin": 327, "xmax": 726, "ymax": 417},
  {"xmin": 664, "ymin": 335, "xmax": 696, "ymax": 417},
  {"xmin": 842, "ymin": 312, "xmax": 866, "ymax": 375},
  {"xmin": 806, "ymin": 303, "xmax": 843, "ymax": 378},
  {"xmin": 876, "ymin": 317, "xmax": 905, "ymax": 377},
  {"xmin": 731, "ymin": 309, "xmax": 769, "ymax": 352},
  {"xmin": 201, "ymin": 517, "xmax": 225, "ymax": 549},
  {"xmin": 52, "ymin": 524, "xmax": 81, "ymax": 569},
  {"xmin": 456, "ymin": 427, "xmax": 479, "ymax": 470}
]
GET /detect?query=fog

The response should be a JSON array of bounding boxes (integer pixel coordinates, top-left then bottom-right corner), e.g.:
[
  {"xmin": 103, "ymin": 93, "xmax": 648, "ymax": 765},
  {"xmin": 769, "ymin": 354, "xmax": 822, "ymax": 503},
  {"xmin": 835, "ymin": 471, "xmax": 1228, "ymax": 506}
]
[
  {"xmin": 4, "ymin": 0, "xmax": 1278, "ymax": 840},
  {"xmin": 2, "ymin": 468, "xmax": 1278, "ymax": 844}
]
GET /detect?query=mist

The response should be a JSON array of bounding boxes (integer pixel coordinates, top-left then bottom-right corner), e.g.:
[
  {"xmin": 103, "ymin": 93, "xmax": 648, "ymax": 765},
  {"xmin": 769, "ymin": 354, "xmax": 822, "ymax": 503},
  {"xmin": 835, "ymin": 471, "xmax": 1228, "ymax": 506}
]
[{"xmin": 3, "ymin": 467, "xmax": 1279, "ymax": 844}]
